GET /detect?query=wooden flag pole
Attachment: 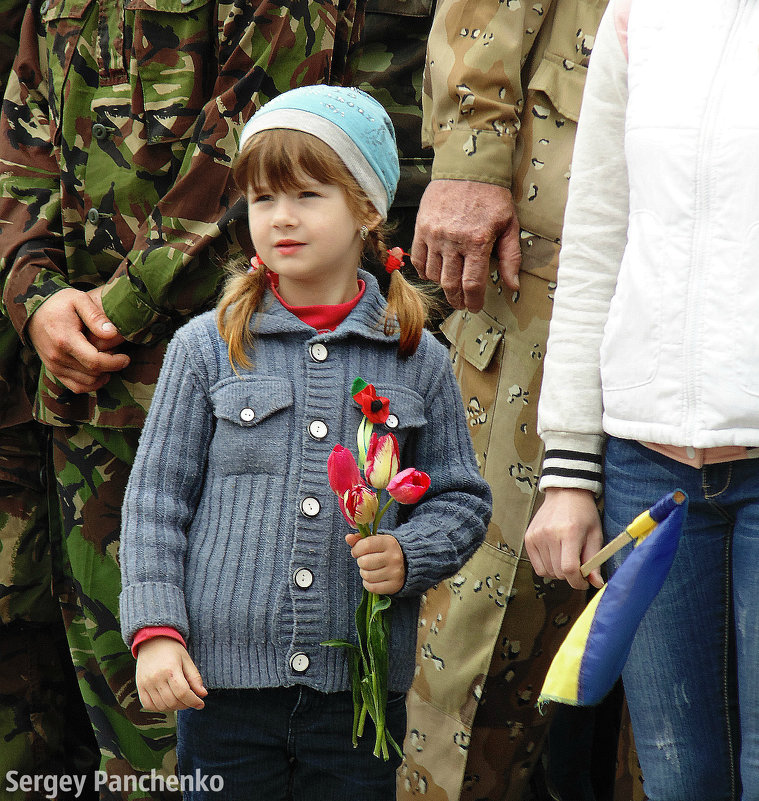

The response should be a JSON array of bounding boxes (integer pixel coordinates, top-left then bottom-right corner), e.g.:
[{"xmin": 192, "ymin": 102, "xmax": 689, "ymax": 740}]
[{"xmin": 581, "ymin": 490, "xmax": 686, "ymax": 578}]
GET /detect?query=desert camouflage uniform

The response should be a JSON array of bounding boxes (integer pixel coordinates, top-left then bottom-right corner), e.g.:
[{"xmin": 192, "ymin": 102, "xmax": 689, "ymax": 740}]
[
  {"xmin": 1, "ymin": 4, "xmax": 100, "ymax": 798},
  {"xmin": 0, "ymin": 1, "xmax": 364, "ymax": 797},
  {"xmin": 397, "ymin": 2, "xmax": 647, "ymax": 800}
]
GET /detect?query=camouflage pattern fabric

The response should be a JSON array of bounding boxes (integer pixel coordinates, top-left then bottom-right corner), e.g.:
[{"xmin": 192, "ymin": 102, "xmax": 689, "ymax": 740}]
[
  {"xmin": 399, "ymin": 1, "xmax": 647, "ymax": 798},
  {"xmin": 0, "ymin": 0, "xmax": 364, "ymax": 430},
  {"xmin": 348, "ymin": 0, "xmax": 433, "ymax": 233},
  {"xmin": 0, "ymin": 1, "xmax": 367, "ymax": 795},
  {"xmin": 347, "ymin": 0, "xmax": 434, "ymax": 314},
  {"xmin": 1, "ymin": 7, "xmax": 98, "ymax": 797},
  {"xmin": 0, "ymin": 420, "xmax": 56, "ymax": 627},
  {"xmin": 0, "ymin": 422, "xmax": 99, "ymax": 801},
  {"xmin": 51, "ymin": 425, "xmax": 179, "ymax": 800}
]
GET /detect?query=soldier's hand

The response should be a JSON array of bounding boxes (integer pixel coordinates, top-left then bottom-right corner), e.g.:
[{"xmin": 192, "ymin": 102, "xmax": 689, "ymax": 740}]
[
  {"xmin": 524, "ymin": 487, "xmax": 604, "ymax": 590},
  {"xmin": 410, "ymin": 179, "xmax": 521, "ymax": 312},
  {"xmin": 86, "ymin": 285, "xmax": 127, "ymax": 351},
  {"xmin": 346, "ymin": 532, "xmax": 406, "ymax": 595},
  {"xmin": 27, "ymin": 288, "xmax": 130, "ymax": 394},
  {"xmin": 135, "ymin": 637, "xmax": 208, "ymax": 713}
]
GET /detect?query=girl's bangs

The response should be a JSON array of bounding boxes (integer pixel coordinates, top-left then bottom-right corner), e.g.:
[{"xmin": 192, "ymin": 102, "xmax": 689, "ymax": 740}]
[{"xmin": 237, "ymin": 129, "xmax": 350, "ymax": 194}]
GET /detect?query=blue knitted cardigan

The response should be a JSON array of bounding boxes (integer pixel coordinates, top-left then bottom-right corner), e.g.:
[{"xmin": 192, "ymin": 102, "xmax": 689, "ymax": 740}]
[{"xmin": 119, "ymin": 271, "xmax": 491, "ymax": 693}]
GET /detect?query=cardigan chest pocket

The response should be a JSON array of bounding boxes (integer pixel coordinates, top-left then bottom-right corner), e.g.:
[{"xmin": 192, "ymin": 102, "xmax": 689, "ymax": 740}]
[
  {"xmin": 376, "ymin": 384, "xmax": 427, "ymax": 457},
  {"xmin": 209, "ymin": 378, "xmax": 294, "ymax": 476}
]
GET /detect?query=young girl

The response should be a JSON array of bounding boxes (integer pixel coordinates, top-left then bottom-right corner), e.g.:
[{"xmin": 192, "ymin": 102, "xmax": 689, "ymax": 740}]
[
  {"xmin": 525, "ymin": 2, "xmax": 759, "ymax": 799},
  {"xmin": 118, "ymin": 85, "xmax": 491, "ymax": 800}
]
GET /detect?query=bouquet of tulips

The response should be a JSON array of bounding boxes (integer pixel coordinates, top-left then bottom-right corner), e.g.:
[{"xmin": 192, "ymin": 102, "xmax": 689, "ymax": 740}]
[{"xmin": 323, "ymin": 377, "xmax": 430, "ymax": 760}]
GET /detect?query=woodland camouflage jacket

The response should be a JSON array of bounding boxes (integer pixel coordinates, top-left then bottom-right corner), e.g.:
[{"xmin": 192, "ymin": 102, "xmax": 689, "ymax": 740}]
[{"xmin": 0, "ymin": 0, "xmax": 363, "ymax": 428}]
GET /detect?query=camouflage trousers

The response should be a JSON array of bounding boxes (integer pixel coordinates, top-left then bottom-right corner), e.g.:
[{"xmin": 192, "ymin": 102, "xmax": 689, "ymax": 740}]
[
  {"xmin": 0, "ymin": 421, "xmax": 98, "ymax": 800},
  {"xmin": 50, "ymin": 425, "xmax": 179, "ymax": 801}
]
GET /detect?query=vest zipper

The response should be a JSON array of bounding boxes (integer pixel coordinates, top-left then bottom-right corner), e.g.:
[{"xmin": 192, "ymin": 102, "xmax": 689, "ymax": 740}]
[{"xmin": 685, "ymin": 0, "xmax": 747, "ymax": 445}]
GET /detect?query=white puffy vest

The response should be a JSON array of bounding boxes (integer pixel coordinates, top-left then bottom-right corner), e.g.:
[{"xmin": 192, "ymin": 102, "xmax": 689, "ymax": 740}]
[{"xmin": 601, "ymin": 0, "xmax": 759, "ymax": 446}]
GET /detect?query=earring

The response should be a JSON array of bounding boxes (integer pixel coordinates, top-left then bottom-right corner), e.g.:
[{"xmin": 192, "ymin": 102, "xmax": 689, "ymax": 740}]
[
  {"xmin": 359, "ymin": 224, "xmax": 369, "ymax": 241},
  {"xmin": 247, "ymin": 254, "xmax": 264, "ymax": 274}
]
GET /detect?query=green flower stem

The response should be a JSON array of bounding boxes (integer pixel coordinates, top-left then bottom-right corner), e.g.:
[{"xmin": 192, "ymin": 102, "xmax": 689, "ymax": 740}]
[
  {"xmin": 372, "ymin": 496, "xmax": 395, "ymax": 536},
  {"xmin": 357, "ymin": 701, "xmax": 368, "ymax": 741}
]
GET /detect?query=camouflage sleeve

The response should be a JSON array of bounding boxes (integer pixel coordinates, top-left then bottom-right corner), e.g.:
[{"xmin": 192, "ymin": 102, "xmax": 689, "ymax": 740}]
[
  {"xmin": 100, "ymin": 0, "xmax": 360, "ymax": 345},
  {"xmin": 0, "ymin": 0, "xmax": 361, "ymax": 345},
  {"xmin": 422, "ymin": 0, "xmax": 550, "ymax": 187},
  {"xmin": 0, "ymin": 5, "xmax": 69, "ymax": 336}
]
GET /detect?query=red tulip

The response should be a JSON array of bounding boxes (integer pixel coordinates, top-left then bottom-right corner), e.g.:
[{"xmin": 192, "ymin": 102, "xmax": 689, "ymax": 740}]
[
  {"xmin": 343, "ymin": 485, "xmax": 379, "ymax": 526},
  {"xmin": 364, "ymin": 433, "xmax": 400, "ymax": 489},
  {"xmin": 328, "ymin": 445, "xmax": 362, "ymax": 497},
  {"xmin": 328, "ymin": 445, "xmax": 365, "ymax": 524},
  {"xmin": 386, "ymin": 468, "xmax": 431, "ymax": 504}
]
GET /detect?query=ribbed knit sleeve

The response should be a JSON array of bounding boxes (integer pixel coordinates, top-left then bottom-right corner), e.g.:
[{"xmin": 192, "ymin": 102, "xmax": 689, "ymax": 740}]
[
  {"xmin": 119, "ymin": 329, "xmax": 213, "ymax": 645},
  {"xmin": 392, "ymin": 341, "xmax": 491, "ymax": 597},
  {"xmin": 536, "ymin": 3, "xmax": 630, "ymax": 497}
]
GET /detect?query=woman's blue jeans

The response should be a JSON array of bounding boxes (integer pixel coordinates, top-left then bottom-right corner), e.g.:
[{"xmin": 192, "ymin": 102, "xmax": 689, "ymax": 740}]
[
  {"xmin": 604, "ymin": 437, "xmax": 759, "ymax": 801},
  {"xmin": 176, "ymin": 686, "xmax": 406, "ymax": 800}
]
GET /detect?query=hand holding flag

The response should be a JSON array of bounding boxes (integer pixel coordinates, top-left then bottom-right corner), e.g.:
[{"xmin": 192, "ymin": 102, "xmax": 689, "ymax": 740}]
[{"xmin": 539, "ymin": 490, "xmax": 687, "ymax": 708}]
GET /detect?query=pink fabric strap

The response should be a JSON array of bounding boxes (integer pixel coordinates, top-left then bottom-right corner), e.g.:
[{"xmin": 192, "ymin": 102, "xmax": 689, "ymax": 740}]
[{"xmin": 614, "ymin": 0, "xmax": 631, "ymax": 60}]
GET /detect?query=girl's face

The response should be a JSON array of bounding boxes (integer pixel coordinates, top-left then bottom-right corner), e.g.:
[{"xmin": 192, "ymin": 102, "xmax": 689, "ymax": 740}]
[{"xmin": 247, "ymin": 177, "xmax": 366, "ymax": 306}]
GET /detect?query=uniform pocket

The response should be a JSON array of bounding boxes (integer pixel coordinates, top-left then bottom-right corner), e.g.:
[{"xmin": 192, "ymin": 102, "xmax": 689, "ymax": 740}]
[
  {"xmin": 125, "ymin": 0, "xmax": 215, "ymax": 144},
  {"xmin": 526, "ymin": 54, "xmax": 587, "ymax": 125},
  {"xmin": 41, "ymin": 0, "xmax": 95, "ymax": 131},
  {"xmin": 209, "ymin": 377, "xmax": 294, "ymax": 475},
  {"xmin": 440, "ymin": 309, "xmax": 505, "ymax": 374}
]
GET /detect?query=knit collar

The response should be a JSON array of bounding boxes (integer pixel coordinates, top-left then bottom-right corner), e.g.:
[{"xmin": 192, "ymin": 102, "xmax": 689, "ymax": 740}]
[
  {"xmin": 252, "ymin": 270, "xmax": 398, "ymax": 344},
  {"xmin": 267, "ymin": 275, "xmax": 366, "ymax": 332}
]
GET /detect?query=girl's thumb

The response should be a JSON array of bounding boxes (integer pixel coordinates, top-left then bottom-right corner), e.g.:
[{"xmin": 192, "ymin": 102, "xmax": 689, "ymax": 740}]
[{"xmin": 183, "ymin": 655, "xmax": 208, "ymax": 697}]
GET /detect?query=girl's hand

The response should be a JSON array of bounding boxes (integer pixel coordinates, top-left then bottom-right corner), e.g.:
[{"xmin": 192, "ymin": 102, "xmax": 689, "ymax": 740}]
[
  {"xmin": 135, "ymin": 637, "xmax": 208, "ymax": 713},
  {"xmin": 346, "ymin": 533, "xmax": 406, "ymax": 595},
  {"xmin": 524, "ymin": 487, "xmax": 604, "ymax": 590}
]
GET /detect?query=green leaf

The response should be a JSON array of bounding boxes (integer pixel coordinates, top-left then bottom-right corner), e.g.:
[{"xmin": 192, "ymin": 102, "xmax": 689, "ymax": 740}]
[
  {"xmin": 320, "ymin": 639, "xmax": 359, "ymax": 650},
  {"xmin": 354, "ymin": 589, "xmax": 371, "ymax": 673},
  {"xmin": 351, "ymin": 376, "xmax": 369, "ymax": 396}
]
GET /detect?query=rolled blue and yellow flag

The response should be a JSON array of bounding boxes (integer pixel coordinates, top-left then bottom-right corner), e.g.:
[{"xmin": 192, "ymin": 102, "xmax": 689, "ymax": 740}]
[{"xmin": 539, "ymin": 490, "xmax": 687, "ymax": 708}]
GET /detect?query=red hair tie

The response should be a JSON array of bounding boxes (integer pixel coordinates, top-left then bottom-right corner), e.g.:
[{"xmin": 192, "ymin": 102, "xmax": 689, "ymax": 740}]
[{"xmin": 384, "ymin": 246, "xmax": 407, "ymax": 274}]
